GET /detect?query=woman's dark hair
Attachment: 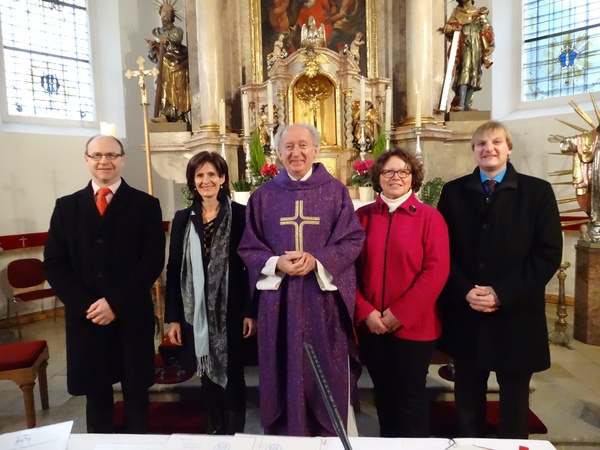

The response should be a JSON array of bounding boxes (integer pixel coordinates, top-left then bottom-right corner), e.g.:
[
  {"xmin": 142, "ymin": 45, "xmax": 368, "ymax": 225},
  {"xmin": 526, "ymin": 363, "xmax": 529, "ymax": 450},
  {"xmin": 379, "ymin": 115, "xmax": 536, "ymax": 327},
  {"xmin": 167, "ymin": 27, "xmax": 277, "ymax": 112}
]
[
  {"xmin": 370, "ymin": 148, "xmax": 425, "ymax": 193},
  {"xmin": 185, "ymin": 151, "xmax": 231, "ymax": 203}
]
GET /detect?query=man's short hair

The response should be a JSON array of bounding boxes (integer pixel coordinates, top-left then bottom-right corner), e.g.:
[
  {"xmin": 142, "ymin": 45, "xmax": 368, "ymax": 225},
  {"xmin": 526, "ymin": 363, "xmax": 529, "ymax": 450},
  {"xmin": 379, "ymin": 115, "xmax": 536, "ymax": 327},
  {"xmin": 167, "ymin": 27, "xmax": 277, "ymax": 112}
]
[
  {"xmin": 85, "ymin": 135, "xmax": 125, "ymax": 155},
  {"xmin": 273, "ymin": 123, "xmax": 321, "ymax": 150},
  {"xmin": 471, "ymin": 120, "xmax": 513, "ymax": 150}
]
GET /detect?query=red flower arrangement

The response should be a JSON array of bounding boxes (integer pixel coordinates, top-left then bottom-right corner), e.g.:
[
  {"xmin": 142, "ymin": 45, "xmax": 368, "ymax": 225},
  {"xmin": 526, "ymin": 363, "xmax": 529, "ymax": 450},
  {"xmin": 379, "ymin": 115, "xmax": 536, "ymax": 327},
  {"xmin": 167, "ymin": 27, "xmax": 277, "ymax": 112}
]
[
  {"xmin": 351, "ymin": 159, "xmax": 374, "ymax": 187},
  {"xmin": 254, "ymin": 162, "xmax": 279, "ymax": 186},
  {"xmin": 260, "ymin": 163, "xmax": 279, "ymax": 179}
]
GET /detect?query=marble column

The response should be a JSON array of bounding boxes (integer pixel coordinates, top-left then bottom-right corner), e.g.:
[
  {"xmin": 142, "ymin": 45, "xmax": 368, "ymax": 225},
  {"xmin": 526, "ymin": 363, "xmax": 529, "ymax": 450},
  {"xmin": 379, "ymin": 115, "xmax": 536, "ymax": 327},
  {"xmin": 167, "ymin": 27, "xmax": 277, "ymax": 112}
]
[
  {"xmin": 574, "ymin": 241, "xmax": 600, "ymax": 346},
  {"xmin": 405, "ymin": 0, "xmax": 434, "ymax": 126},
  {"xmin": 193, "ymin": 0, "xmax": 225, "ymax": 133}
]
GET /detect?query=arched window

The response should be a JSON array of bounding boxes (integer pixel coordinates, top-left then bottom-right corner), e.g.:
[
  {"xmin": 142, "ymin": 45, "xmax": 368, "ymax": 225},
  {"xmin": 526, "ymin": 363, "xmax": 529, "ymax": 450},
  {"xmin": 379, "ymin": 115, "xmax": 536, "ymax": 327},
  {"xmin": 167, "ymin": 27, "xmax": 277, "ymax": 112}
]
[
  {"xmin": 0, "ymin": 0, "xmax": 94, "ymax": 121},
  {"xmin": 523, "ymin": 0, "xmax": 600, "ymax": 101}
]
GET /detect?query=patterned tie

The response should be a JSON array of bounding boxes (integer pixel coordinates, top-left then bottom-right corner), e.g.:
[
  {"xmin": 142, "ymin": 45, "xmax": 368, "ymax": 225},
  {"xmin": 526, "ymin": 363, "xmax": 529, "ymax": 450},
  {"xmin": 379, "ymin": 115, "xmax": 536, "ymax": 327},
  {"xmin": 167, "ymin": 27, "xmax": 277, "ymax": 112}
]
[
  {"xmin": 484, "ymin": 179, "xmax": 497, "ymax": 195},
  {"xmin": 96, "ymin": 188, "xmax": 112, "ymax": 216}
]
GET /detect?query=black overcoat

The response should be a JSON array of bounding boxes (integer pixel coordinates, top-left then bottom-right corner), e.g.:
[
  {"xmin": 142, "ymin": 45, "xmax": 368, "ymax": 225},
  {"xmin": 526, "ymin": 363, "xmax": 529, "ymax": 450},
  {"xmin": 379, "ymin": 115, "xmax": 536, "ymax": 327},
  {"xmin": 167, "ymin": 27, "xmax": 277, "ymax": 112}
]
[
  {"xmin": 164, "ymin": 200, "xmax": 255, "ymax": 369},
  {"xmin": 437, "ymin": 163, "xmax": 562, "ymax": 373},
  {"xmin": 44, "ymin": 180, "xmax": 166, "ymax": 395}
]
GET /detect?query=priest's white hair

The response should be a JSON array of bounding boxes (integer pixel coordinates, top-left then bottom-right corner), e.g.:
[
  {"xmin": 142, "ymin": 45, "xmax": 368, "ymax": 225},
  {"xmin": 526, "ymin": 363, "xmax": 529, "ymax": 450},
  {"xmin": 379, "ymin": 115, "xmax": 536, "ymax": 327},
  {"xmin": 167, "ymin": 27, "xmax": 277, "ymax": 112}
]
[{"xmin": 273, "ymin": 123, "xmax": 321, "ymax": 150}]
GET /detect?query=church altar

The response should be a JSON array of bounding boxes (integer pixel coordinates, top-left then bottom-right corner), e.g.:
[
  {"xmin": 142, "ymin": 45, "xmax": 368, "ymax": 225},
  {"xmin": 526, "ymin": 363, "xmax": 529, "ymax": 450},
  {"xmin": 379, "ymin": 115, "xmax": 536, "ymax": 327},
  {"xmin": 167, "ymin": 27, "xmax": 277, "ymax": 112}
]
[
  {"xmin": 143, "ymin": 1, "xmax": 486, "ymax": 189},
  {"xmin": 64, "ymin": 433, "xmax": 557, "ymax": 450}
]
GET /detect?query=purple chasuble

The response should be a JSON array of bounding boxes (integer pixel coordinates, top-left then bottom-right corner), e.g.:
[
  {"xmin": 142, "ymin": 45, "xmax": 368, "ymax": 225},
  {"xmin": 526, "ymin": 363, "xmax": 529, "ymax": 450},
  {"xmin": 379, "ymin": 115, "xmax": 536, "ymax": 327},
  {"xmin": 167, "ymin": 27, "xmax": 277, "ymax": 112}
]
[{"xmin": 238, "ymin": 163, "xmax": 365, "ymax": 436}]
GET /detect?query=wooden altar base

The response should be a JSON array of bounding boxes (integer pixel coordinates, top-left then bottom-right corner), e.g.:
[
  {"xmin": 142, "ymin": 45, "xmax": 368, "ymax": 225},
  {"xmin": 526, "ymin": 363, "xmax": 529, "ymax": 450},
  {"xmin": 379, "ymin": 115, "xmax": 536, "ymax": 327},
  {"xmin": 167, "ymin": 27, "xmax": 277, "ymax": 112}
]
[{"xmin": 574, "ymin": 241, "xmax": 600, "ymax": 345}]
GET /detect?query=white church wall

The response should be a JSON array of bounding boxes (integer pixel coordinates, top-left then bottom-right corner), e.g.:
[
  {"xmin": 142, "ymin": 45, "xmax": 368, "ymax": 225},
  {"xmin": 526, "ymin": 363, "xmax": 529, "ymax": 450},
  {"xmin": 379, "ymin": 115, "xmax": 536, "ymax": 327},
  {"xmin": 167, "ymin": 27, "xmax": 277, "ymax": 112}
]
[{"xmin": 0, "ymin": 0, "xmax": 175, "ymax": 320}]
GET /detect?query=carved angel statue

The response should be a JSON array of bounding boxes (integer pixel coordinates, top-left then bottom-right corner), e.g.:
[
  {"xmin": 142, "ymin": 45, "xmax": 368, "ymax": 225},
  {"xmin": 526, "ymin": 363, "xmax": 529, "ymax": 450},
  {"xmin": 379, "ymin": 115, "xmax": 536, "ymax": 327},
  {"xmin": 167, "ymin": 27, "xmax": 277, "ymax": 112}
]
[
  {"xmin": 349, "ymin": 31, "xmax": 364, "ymax": 63},
  {"xmin": 301, "ymin": 15, "xmax": 326, "ymax": 48},
  {"xmin": 548, "ymin": 97, "xmax": 600, "ymax": 242},
  {"xmin": 258, "ymin": 104, "xmax": 280, "ymax": 147},
  {"xmin": 267, "ymin": 34, "xmax": 288, "ymax": 70},
  {"xmin": 351, "ymin": 100, "xmax": 379, "ymax": 147}
]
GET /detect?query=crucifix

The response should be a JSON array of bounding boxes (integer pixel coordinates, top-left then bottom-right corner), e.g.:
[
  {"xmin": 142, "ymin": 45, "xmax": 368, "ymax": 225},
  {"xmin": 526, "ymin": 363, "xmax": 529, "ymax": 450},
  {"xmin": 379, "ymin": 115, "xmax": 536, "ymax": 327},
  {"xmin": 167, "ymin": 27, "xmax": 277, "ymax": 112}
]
[
  {"xmin": 124, "ymin": 57, "xmax": 164, "ymax": 337},
  {"xmin": 280, "ymin": 200, "xmax": 321, "ymax": 252},
  {"xmin": 19, "ymin": 236, "xmax": 28, "ymax": 248},
  {"xmin": 124, "ymin": 56, "xmax": 159, "ymax": 195}
]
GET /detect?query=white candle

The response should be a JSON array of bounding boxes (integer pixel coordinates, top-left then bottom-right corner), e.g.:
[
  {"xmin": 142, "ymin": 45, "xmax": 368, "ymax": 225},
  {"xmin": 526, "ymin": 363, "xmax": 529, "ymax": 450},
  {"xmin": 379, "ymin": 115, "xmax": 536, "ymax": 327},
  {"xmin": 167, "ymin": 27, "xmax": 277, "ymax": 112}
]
[
  {"xmin": 267, "ymin": 80, "xmax": 274, "ymax": 123},
  {"xmin": 242, "ymin": 92, "xmax": 250, "ymax": 136},
  {"xmin": 100, "ymin": 122, "xmax": 116, "ymax": 137},
  {"xmin": 385, "ymin": 86, "xmax": 392, "ymax": 131},
  {"xmin": 415, "ymin": 91, "xmax": 421, "ymax": 128},
  {"xmin": 219, "ymin": 99, "xmax": 226, "ymax": 134},
  {"xmin": 359, "ymin": 77, "xmax": 366, "ymax": 121}
]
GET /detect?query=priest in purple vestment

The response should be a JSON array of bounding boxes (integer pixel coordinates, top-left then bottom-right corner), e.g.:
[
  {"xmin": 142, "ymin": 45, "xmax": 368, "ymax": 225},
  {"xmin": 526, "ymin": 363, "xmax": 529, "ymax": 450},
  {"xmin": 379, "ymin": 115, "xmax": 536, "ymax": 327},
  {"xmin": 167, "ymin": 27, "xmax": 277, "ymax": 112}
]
[{"xmin": 238, "ymin": 123, "xmax": 365, "ymax": 436}]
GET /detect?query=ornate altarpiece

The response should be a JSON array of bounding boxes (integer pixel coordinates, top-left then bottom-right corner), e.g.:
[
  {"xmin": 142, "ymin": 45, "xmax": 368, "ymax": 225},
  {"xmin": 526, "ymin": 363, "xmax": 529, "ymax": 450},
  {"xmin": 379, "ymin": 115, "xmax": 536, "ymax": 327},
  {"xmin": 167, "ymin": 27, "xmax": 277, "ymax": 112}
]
[{"xmin": 242, "ymin": 45, "xmax": 389, "ymax": 182}]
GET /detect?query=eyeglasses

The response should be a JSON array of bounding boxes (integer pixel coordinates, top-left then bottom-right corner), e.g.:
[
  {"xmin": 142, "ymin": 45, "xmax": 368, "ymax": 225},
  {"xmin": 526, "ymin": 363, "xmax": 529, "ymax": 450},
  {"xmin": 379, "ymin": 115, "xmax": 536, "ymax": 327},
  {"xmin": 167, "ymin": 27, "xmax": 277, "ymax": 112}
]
[
  {"xmin": 86, "ymin": 153, "xmax": 123, "ymax": 161},
  {"xmin": 381, "ymin": 169, "xmax": 411, "ymax": 179}
]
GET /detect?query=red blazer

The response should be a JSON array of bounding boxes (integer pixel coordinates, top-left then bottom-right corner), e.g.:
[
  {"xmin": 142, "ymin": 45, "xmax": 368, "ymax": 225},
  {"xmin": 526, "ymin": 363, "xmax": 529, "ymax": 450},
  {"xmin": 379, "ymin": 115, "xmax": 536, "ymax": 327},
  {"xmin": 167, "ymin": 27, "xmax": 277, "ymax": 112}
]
[{"xmin": 355, "ymin": 193, "xmax": 450, "ymax": 341}]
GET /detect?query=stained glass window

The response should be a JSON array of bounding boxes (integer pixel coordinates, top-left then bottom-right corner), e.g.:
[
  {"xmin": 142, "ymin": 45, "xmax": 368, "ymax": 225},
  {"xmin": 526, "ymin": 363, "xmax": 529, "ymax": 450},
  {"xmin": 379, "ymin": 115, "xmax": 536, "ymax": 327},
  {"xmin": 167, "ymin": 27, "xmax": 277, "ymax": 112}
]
[
  {"xmin": 523, "ymin": 0, "xmax": 600, "ymax": 101},
  {"xmin": 0, "ymin": 0, "xmax": 94, "ymax": 120}
]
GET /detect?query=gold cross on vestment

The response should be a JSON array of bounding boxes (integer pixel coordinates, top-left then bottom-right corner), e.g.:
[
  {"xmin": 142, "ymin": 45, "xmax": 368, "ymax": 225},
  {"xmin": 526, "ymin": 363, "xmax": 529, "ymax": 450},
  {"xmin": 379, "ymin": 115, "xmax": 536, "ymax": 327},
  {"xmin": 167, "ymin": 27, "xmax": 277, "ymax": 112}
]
[
  {"xmin": 279, "ymin": 200, "xmax": 320, "ymax": 252},
  {"xmin": 124, "ymin": 56, "xmax": 159, "ymax": 105}
]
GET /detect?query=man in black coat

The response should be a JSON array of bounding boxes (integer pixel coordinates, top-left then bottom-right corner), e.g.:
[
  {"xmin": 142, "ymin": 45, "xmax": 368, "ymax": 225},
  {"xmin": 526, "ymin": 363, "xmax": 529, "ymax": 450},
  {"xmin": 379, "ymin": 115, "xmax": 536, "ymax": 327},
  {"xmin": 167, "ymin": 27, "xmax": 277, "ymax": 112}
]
[
  {"xmin": 437, "ymin": 121, "xmax": 562, "ymax": 439},
  {"xmin": 44, "ymin": 135, "xmax": 165, "ymax": 433}
]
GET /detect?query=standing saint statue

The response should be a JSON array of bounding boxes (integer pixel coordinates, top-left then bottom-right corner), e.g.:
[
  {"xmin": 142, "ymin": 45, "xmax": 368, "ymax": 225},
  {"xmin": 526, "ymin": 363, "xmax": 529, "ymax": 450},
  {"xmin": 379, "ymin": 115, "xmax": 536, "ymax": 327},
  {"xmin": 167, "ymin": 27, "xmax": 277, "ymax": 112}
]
[
  {"xmin": 549, "ymin": 125, "xmax": 600, "ymax": 242},
  {"xmin": 146, "ymin": 0, "xmax": 190, "ymax": 123},
  {"xmin": 442, "ymin": 0, "xmax": 494, "ymax": 111}
]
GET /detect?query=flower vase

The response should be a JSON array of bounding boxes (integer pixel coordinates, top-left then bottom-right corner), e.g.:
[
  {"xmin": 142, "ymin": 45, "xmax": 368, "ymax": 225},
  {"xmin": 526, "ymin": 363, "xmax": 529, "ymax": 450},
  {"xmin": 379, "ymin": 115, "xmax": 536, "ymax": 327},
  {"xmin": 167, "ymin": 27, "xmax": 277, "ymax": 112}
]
[
  {"xmin": 233, "ymin": 191, "xmax": 251, "ymax": 205},
  {"xmin": 358, "ymin": 186, "xmax": 374, "ymax": 202}
]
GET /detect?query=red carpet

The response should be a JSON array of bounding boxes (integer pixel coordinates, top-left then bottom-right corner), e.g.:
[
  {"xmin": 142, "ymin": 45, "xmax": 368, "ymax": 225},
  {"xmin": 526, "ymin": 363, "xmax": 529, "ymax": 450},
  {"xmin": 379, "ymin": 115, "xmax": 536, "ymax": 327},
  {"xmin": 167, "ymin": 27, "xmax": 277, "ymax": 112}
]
[
  {"xmin": 114, "ymin": 400, "xmax": 546, "ymax": 436},
  {"xmin": 430, "ymin": 401, "xmax": 547, "ymax": 436},
  {"xmin": 114, "ymin": 401, "xmax": 206, "ymax": 434}
]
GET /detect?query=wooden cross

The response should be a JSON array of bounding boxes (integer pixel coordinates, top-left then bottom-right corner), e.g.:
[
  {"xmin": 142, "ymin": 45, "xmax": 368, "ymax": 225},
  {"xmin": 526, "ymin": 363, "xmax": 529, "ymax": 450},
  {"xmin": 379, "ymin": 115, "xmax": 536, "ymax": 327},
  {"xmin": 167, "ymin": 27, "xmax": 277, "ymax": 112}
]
[
  {"xmin": 280, "ymin": 200, "xmax": 321, "ymax": 252},
  {"xmin": 124, "ymin": 56, "xmax": 159, "ymax": 106}
]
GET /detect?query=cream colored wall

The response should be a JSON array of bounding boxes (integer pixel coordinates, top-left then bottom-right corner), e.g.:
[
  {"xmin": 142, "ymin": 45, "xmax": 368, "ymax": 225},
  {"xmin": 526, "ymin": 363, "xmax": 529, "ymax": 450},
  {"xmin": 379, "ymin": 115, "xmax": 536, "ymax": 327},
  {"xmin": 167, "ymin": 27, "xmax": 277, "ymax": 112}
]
[{"xmin": 0, "ymin": 0, "xmax": 177, "ymax": 319}]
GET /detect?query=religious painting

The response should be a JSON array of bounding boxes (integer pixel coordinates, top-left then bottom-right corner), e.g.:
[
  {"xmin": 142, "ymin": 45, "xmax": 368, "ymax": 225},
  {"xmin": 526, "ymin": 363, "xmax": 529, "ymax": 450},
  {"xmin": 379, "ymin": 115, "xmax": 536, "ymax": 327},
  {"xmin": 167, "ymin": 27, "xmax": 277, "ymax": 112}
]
[{"xmin": 254, "ymin": 0, "xmax": 371, "ymax": 80}]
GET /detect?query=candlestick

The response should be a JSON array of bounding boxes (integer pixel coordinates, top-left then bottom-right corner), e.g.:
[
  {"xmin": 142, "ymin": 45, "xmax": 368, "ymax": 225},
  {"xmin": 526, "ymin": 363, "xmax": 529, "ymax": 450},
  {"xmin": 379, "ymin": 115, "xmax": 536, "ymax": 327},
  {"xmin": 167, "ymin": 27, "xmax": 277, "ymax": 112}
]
[
  {"xmin": 385, "ymin": 85, "xmax": 392, "ymax": 132},
  {"xmin": 415, "ymin": 91, "xmax": 421, "ymax": 128},
  {"xmin": 267, "ymin": 80, "xmax": 274, "ymax": 122},
  {"xmin": 359, "ymin": 77, "xmax": 366, "ymax": 121},
  {"xmin": 242, "ymin": 92, "xmax": 250, "ymax": 136},
  {"xmin": 219, "ymin": 99, "xmax": 226, "ymax": 134}
]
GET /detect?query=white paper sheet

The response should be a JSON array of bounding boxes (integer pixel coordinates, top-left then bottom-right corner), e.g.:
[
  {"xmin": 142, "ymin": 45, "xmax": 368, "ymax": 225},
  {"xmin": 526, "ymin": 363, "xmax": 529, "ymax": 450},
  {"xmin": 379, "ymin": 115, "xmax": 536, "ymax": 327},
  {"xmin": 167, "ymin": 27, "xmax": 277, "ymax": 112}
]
[{"xmin": 0, "ymin": 420, "xmax": 73, "ymax": 450}]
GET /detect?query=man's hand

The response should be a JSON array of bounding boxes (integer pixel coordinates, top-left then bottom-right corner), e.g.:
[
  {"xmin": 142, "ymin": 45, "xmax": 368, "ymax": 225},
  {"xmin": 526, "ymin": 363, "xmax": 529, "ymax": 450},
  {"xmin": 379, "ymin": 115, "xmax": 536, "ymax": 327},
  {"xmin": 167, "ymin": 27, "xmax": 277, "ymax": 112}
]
[
  {"xmin": 242, "ymin": 318, "xmax": 257, "ymax": 338},
  {"xmin": 86, "ymin": 298, "xmax": 116, "ymax": 325},
  {"xmin": 276, "ymin": 251, "xmax": 317, "ymax": 276},
  {"xmin": 465, "ymin": 285, "xmax": 500, "ymax": 313},
  {"xmin": 364, "ymin": 310, "xmax": 387, "ymax": 334},
  {"xmin": 381, "ymin": 308, "xmax": 402, "ymax": 333}
]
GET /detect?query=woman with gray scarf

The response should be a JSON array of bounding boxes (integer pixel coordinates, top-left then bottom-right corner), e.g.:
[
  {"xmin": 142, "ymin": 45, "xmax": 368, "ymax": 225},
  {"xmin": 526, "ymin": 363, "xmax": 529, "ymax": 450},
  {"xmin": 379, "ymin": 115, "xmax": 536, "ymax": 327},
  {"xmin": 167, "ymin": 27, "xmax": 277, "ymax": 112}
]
[{"xmin": 165, "ymin": 151, "xmax": 256, "ymax": 434}]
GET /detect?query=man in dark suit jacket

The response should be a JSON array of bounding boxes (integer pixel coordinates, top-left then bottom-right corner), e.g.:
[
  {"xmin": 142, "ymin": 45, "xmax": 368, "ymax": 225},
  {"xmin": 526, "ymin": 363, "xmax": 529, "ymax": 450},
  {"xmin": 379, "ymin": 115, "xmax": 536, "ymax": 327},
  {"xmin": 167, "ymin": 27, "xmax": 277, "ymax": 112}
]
[
  {"xmin": 44, "ymin": 135, "xmax": 165, "ymax": 433},
  {"xmin": 437, "ymin": 121, "xmax": 562, "ymax": 439}
]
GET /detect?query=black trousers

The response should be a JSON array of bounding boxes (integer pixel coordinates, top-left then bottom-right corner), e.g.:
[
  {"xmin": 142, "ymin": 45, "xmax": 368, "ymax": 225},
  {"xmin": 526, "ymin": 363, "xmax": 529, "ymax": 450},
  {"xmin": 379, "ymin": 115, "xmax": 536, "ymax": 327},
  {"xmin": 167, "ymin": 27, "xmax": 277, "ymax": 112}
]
[
  {"xmin": 454, "ymin": 358, "xmax": 532, "ymax": 439},
  {"xmin": 359, "ymin": 333, "xmax": 436, "ymax": 437},
  {"xmin": 85, "ymin": 382, "xmax": 149, "ymax": 434},
  {"xmin": 201, "ymin": 361, "xmax": 247, "ymax": 435}
]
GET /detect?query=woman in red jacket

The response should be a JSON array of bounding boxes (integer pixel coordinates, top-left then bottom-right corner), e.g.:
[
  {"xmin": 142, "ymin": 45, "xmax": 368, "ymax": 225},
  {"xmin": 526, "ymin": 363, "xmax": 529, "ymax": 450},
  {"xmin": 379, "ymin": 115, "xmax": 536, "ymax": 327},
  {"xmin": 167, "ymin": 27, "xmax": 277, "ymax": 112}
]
[{"xmin": 355, "ymin": 148, "xmax": 450, "ymax": 437}]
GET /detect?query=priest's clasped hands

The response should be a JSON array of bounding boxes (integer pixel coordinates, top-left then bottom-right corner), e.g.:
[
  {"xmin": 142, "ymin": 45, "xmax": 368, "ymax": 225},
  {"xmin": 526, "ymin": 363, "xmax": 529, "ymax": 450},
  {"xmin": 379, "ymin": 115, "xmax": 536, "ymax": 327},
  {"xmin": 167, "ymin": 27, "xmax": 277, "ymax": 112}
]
[{"xmin": 277, "ymin": 250, "xmax": 317, "ymax": 277}]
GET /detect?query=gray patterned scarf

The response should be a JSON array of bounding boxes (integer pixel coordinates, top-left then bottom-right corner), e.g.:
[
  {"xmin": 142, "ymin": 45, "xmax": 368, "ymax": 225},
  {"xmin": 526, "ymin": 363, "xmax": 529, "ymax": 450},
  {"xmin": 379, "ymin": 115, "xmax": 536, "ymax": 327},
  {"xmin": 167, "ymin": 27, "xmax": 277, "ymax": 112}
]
[{"xmin": 180, "ymin": 200, "xmax": 231, "ymax": 387}]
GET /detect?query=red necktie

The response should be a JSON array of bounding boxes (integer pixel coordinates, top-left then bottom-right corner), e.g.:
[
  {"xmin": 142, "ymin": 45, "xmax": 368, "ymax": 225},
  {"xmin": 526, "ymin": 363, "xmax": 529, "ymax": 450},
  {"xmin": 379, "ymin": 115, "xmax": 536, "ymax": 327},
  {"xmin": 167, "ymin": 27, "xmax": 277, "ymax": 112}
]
[
  {"xmin": 484, "ymin": 179, "xmax": 497, "ymax": 195},
  {"xmin": 96, "ymin": 188, "xmax": 111, "ymax": 216}
]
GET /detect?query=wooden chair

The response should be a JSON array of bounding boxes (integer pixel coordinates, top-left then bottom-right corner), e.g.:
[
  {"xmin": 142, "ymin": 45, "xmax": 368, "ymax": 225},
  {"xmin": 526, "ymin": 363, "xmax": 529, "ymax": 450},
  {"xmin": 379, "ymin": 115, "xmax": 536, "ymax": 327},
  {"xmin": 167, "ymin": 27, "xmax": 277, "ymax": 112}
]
[
  {"xmin": 0, "ymin": 340, "xmax": 50, "ymax": 428},
  {"xmin": 6, "ymin": 258, "xmax": 59, "ymax": 340}
]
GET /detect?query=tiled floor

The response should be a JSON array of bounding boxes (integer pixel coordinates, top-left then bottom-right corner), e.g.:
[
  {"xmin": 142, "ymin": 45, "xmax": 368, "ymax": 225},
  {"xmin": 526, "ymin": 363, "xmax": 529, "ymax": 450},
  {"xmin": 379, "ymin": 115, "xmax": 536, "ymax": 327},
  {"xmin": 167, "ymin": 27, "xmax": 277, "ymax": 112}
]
[{"xmin": 1, "ymin": 305, "xmax": 599, "ymax": 449}]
